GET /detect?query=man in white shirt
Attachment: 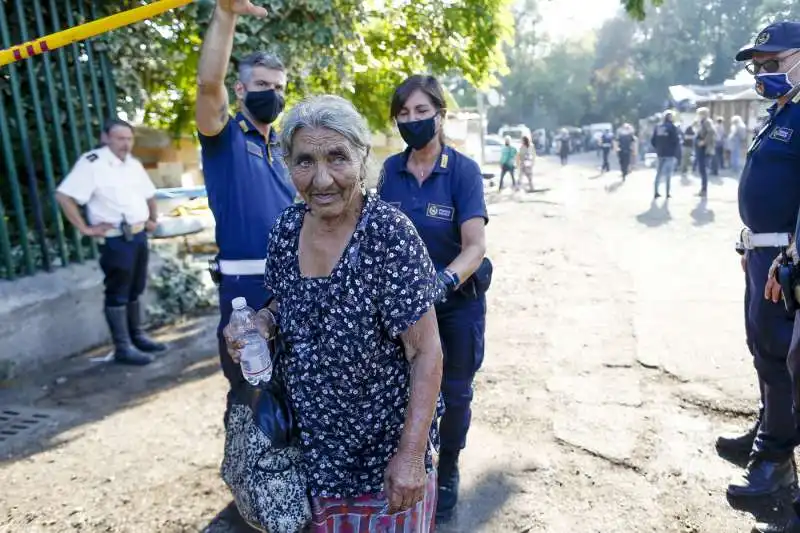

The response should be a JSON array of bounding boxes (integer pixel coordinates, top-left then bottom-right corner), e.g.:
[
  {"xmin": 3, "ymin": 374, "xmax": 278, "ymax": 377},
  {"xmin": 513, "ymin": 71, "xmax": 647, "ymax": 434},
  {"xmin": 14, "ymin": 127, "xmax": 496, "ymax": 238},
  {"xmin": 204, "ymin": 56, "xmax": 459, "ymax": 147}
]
[{"xmin": 56, "ymin": 119, "xmax": 165, "ymax": 365}]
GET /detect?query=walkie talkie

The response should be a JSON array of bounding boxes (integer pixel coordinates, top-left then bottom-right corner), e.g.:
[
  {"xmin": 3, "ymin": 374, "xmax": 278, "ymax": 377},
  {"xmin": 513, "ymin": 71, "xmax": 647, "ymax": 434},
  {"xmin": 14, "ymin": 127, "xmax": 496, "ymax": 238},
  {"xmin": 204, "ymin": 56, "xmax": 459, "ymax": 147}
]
[{"xmin": 777, "ymin": 250, "xmax": 798, "ymax": 314}]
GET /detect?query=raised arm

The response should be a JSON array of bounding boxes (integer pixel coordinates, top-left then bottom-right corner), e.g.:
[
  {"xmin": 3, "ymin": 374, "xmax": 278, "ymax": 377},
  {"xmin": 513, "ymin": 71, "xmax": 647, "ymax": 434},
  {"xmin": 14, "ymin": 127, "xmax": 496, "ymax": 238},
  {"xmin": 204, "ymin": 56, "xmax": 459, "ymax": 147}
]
[{"xmin": 196, "ymin": 1, "xmax": 267, "ymax": 136}]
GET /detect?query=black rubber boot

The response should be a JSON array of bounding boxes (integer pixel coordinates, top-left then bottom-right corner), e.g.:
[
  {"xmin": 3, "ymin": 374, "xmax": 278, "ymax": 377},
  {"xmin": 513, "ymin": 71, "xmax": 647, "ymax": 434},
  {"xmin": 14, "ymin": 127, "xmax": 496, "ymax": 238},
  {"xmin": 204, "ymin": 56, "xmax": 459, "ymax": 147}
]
[
  {"xmin": 727, "ymin": 457, "xmax": 797, "ymax": 498},
  {"xmin": 436, "ymin": 449, "xmax": 461, "ymax": 523},
  {"xmin": 716, "ymin": 419, "xmax": 759, "ymax": 465},
  {"xmin": 105, "ymin": 306, "xmax": 154, "ymax": 366},
  {"xmin": 127, "ymin": 300, "xmax": 166, "ymax": 353}
]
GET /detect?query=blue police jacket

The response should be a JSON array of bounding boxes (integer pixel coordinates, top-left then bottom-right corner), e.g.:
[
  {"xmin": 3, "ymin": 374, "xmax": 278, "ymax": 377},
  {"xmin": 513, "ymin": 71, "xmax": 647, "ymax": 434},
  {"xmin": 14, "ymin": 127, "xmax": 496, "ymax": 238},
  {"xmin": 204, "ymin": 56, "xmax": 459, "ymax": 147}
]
[
  {"xmin": 199, "ymin": 113, "xmax": 296, "ymax": 261},
  {"xmin": 740, "ymin": 92, "xmax": 800, "ymax": 235},
  {"xmin": 651, "ymin": 121, "xmax": 679, "ymax": 158},
  {"xmin": 378, "ymin": 146, "xmax": 488, "ymax": 271}
]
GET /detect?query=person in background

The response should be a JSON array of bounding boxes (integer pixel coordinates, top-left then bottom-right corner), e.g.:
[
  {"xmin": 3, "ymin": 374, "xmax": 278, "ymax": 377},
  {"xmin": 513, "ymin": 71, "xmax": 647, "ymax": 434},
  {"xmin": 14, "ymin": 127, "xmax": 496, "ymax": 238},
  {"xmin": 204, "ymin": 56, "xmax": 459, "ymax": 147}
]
[
  {"xmin": 600, "ymin": 128, "xmax": 614, "ymax": 173},
  {"xmin": 651, "ymin": 111, "xmax": 680, "ymax": 199},
  {"xmin": 695, "ymin": 107, "xmax": 716, "ymax": 197},
  {"xmin": 517, "ymin": 134, "xmax": 536, "ymax": 192},
  {"xmin": 498, "ymin": 136, "xmax": 518, "ymax": 191},
  {"xmin": 729, "ymin": 115, "xmax": 748, "ymax": 174},
  {"xmin": 558, "ymin": 129, "xmax": 570, "ymax": 165},
  {"xmin": 680, "ymin": 122, "xmax": 696, "ymax": 176},
  {"xmin": 56, "ymin": 119, "xmax": 166, "ymax": 366},
  {"xmin": 616, "ymin": 123, "xmax": 635, "ymax": 179},
  {"xmin": 195, "ymin": 0, "xmax": 296, "ymax": 415},
  {"xmin": 712, "ymin": 116, "xmax": 726, "ymax": 175},
  {"xmin": 379, "ymin": 74, "xmax": 490, "ymax": 524}
]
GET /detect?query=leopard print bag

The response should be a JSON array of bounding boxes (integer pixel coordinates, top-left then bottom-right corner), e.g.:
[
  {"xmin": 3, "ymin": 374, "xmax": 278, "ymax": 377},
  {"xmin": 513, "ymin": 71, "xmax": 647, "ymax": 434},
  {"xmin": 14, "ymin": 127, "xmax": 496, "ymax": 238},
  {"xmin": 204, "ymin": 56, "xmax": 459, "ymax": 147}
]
[{"xmin": 221, "ymin": 402, "xmax": 311, "ymax": 533}]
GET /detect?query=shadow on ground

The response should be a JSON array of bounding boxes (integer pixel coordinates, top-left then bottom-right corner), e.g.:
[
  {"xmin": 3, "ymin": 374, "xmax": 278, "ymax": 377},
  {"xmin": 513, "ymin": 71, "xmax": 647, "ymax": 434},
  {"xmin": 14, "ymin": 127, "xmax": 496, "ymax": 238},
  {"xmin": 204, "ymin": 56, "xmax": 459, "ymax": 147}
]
[
  {"xmin": 691, "ymin": 197, "xmax": 716, "ymax": 226},
  {"xmin": 636, "ymin": 199, "xmax": 672, "ymax": 228},
  {"xmin": 0, "ymin": 313, "xmax": 220, "ymax": 464},
  {"xmin": 201, "ymin": 469, "xmax": 519, "ymax": 533}
]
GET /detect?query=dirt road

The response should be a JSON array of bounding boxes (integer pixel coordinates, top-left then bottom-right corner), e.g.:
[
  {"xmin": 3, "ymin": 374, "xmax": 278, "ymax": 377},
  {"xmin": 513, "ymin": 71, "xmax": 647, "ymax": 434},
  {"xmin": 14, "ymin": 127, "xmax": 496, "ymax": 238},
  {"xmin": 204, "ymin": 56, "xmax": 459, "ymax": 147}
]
[{"xmin": 0, "ymin": 153, "xmax": 780, "ymax": 532}]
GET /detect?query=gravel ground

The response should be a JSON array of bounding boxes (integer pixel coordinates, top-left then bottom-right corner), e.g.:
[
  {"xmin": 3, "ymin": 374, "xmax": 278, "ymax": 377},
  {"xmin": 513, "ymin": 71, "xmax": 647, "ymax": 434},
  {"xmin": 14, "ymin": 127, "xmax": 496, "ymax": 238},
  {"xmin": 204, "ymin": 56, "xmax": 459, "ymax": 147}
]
[{"xmin": 0, "ymin": 153, "xmax": 787, "ymax": 533}]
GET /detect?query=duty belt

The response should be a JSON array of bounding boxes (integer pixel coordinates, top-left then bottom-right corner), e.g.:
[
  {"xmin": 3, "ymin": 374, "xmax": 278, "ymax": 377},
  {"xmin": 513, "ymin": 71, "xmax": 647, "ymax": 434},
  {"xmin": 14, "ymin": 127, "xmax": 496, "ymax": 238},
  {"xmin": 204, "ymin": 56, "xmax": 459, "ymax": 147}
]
[
  {"xmin": 104, "ymin": 222, "xmax": 146, "ymax": 238},
  {"xmin": 208, "ymin": 258, "xmax": 267, "ymax": 284},
  {"xmin": 738, "ymin": 228, "xmax": 791, "ymax": 251}
]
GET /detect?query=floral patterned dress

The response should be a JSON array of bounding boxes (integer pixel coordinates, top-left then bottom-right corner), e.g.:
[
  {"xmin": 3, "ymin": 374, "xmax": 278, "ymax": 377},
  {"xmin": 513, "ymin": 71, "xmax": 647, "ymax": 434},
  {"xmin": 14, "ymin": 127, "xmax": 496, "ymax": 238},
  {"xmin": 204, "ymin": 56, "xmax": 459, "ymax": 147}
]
[{"xmin": 264, "ymin": 194, "xmax": 440, "ymax": 509}]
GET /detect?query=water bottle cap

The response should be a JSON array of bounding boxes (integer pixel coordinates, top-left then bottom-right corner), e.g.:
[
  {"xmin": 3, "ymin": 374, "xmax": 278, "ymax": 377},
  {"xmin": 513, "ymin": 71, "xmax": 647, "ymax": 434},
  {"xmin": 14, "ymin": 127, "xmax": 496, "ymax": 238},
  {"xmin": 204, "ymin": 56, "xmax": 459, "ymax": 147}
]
[{"xmin": 231, "ymin": 297, "xmax": 247, "ymax": 310}]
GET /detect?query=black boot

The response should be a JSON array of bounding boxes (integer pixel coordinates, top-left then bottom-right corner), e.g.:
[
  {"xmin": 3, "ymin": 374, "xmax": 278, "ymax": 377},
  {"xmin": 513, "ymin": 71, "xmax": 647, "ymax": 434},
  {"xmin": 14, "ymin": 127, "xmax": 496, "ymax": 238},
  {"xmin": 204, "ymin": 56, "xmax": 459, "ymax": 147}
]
[
  {"xmin": 716, "ymin": 419, "xmax": 759, "ymax": 465},
  {"xmin": 127, "ymin": 300, "xmax": 166, "ymax": 353},
  {"xmin": 753, "ymin": 516, "xmax": 800, "ymax": 533},
  {"xmin": 727, "ymin": 457, "xmax": 797, "ymax": 498},
  {"xmin": 437, "ymin": 449, "xmax": 461, "ymax": 523},
  {"xmin": 753, "ymin": 501, "xmax": 800, "ymax": 533},
  {"xmin": 105, "ymin": 306, "xmax": 154, "ymax": 366}
]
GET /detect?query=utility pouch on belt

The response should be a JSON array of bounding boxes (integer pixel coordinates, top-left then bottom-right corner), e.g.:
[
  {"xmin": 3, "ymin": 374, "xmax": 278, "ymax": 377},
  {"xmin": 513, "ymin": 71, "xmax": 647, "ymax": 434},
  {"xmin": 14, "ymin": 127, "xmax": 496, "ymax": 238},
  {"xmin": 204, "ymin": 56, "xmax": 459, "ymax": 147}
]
[
  {"xmin": 121, "ymin": 221, "xmax": 133, "ymax": 242},
  {"xmin": 472, "ymin": 257, "xmax": 494, "ymax": 294},
  {"xmin": 208, "ymin": 259, "xmax": 222, "ymax": 286},
  {"xmin": 777, "ymin": 260, "xmax": 798, "ymax": 314}
]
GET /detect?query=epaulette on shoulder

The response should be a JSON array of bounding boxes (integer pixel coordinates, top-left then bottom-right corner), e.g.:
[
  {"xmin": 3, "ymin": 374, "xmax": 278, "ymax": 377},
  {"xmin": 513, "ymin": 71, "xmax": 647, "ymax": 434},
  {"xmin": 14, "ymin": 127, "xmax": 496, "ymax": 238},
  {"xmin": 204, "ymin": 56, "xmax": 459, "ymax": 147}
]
[
  {"xmin": 85, "ymin": 152, "xmax": 99, "ymax": 163},
  {"xmin": 793, "ymin": 91, "xmax": 800, "ymax": 104}
]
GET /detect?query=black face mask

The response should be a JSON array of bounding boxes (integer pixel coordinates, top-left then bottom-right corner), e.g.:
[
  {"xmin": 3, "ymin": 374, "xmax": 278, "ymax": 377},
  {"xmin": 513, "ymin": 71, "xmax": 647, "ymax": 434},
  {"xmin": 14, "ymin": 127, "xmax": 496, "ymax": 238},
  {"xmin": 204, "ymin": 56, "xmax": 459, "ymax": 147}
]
[
  {"xmin": 244, "ymin": 89, "xmax": 285, "ymax": 125},
  {"xmin": 397, "ymin": 115, "xmax": 438, "ymax": 150}
]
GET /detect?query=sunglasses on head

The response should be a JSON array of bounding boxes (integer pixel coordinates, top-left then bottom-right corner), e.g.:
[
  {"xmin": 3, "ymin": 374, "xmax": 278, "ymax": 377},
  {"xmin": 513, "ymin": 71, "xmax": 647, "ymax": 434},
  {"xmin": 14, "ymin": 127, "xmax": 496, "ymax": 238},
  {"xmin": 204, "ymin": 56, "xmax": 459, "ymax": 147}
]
[{"xmin": 746, "ymin": 50, "xmax": 800, "ymax": 74}]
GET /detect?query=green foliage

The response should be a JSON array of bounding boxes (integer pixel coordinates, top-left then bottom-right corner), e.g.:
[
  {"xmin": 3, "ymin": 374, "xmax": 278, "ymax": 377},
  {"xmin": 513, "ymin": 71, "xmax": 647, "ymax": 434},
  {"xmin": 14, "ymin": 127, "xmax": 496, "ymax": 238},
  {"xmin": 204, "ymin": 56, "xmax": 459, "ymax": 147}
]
[
  {"xmin": 622, "ymin": 0, "xmax": 665, "ymax": 20},
  {"xmin": 100, "ymin": 0, "xmax": 513, "ymax": 133},
  {"xmin": 147, "ymin": 252, "xmax": 217, "ymax": 327}
]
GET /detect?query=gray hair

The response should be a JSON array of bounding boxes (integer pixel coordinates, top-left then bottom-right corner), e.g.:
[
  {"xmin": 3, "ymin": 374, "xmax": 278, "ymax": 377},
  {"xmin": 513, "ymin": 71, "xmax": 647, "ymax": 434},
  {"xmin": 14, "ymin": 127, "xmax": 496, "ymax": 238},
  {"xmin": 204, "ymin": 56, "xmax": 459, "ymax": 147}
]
[
  {"xmin": 238, "ymin": 52, "xmax": 285, "ymax": 83},
  {"xmin": 280, "ymin": 95, "xmax": 373, "ymax": 182}
]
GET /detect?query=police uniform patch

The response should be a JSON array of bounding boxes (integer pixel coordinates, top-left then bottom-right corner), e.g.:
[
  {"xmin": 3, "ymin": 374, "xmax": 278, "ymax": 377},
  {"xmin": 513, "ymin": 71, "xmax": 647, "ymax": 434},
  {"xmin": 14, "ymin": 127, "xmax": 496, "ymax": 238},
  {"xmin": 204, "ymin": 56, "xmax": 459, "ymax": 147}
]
[
  {"xmin": 440, "ymin": 153, "xmax": 449, "ymax": 169},
  {"xmin": 86, "ymin": 153, "xmax": 99, "ymax": 162},
  {"xmin": 246, "ymin": 140, "xmax": 263, "ymax": 158},
  {"xmin": 770, "ymin": 126, "xmax": 794, "ymax": 143},
  {"xmin": 756, "ymin": 31, "xmax": 770, "ymax": 45},
  {"xmin": 426, "ymin": 203, "xmax": 454, "ymax": 221}
]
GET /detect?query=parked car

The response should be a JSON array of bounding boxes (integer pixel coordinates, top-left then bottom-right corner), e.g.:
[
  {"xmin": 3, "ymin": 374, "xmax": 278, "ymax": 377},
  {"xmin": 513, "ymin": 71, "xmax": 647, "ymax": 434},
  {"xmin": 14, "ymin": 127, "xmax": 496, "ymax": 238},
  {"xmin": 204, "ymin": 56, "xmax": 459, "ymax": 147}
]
[{"xmin": 483, "ymin": 135, "xmax": 505, "ymax": 164}]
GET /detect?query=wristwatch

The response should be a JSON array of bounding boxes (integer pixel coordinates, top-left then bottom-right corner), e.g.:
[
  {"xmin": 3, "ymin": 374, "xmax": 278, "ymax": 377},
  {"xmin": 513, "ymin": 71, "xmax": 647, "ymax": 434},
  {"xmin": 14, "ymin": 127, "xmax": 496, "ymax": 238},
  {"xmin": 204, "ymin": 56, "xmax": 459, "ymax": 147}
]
[{"xmin": 442, "ymin": 269, "xmax": 460, "ymax": 289}]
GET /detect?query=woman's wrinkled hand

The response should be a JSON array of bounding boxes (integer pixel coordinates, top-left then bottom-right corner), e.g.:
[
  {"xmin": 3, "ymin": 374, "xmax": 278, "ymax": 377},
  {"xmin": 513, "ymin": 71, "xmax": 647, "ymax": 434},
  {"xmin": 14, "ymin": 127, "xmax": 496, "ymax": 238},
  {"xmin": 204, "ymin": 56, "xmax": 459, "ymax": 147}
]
[
  {"xmin": 222, "ymin": 324, "xmax": 245, "ymax": 364},
  {"xmin": 383, "ymin": 450, "xmax": 426, "ymax": 514}
]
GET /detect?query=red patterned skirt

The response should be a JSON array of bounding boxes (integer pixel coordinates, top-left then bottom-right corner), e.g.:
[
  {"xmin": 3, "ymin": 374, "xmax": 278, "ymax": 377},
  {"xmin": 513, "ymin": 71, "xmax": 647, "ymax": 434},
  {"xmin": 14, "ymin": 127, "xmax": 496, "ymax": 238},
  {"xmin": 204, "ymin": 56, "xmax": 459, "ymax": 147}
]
[{"xmin": 307, "ymin": 471, "xmax": 437, "ymax": 532}]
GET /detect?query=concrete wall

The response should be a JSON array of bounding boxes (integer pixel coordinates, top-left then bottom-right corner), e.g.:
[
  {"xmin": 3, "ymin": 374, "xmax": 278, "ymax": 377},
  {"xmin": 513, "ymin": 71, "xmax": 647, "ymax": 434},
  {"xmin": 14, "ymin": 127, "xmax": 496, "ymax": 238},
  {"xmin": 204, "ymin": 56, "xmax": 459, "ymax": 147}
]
[{"xmin": 0, "ymin": 262, "xmax": 108, "ymax": 380}]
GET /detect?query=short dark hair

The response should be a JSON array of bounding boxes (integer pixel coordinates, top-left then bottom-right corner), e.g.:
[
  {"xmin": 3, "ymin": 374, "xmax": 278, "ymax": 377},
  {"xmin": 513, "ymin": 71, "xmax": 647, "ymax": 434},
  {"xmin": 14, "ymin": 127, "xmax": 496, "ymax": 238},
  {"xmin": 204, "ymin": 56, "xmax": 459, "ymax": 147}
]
[
  {"xmin": 389, "ymin": 75, "xmax": 447, "ymax": 120},
  {"xmin": 103, "ymin": 118, "xmax": 134, "ymax": 134},
  {"xmin": 238, "ymin": 52, "xmax": 285, "ymax": 83},
  {"xmin": 522, "ymin": 135, "xmax": 531, "ymax": 147}
]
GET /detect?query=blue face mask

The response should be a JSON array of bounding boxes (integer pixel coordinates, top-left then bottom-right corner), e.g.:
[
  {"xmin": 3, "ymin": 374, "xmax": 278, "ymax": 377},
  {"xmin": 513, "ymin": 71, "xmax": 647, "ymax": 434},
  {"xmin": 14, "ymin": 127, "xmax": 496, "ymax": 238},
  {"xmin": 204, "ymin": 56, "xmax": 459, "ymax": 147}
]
[
  {"xmin": 397, "ymin": 115, "xmax": 438, "ymax": 150},
  {"xmin": 755, "ymin": 59, "xmax": 800, "ymax": 99}
]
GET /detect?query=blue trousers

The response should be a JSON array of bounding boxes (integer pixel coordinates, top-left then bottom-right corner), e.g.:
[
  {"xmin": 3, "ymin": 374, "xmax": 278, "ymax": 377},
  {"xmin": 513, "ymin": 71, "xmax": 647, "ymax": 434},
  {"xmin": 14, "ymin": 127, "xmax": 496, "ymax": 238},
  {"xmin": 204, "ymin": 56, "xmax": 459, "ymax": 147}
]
[
  {"xmin": 98, "ymin": 232, "xmax": 149, "ymax": 307},
  {"xmin": 745, "ymin": 249, "xmax": 797, "ymax": 460},
  {"xmin": 217, "ymin": 275, "xmax": 271, "ymax": 392},
  {"xmin": 436, "ymin": 290, "xmax": 486, "ymax": 453}
]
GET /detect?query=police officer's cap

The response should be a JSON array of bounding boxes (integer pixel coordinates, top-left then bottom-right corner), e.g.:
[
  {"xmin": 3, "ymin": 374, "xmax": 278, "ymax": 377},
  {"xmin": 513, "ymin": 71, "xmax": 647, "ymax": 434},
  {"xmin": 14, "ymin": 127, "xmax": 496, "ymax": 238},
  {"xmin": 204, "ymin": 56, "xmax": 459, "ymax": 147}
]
[{"xmin": 736, "ymin": 21, "xmax": 800, "ymax": 61}]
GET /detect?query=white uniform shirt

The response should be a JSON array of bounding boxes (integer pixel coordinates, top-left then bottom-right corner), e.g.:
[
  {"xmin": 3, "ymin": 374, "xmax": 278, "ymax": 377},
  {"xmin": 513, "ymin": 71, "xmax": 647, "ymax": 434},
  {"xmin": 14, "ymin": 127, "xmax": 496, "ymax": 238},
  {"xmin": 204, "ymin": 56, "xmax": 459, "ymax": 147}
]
[{"xmin": 57, "ymin": 146, "xmax": 156, "ymax": 226}]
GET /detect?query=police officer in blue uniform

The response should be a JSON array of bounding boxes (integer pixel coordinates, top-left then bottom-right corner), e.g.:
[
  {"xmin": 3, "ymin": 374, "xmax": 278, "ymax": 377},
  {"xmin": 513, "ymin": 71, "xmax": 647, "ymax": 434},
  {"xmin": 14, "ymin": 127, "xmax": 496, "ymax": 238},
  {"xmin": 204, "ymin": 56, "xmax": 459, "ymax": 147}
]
[
  {"xmin": 378, "ymin": 75, "xmax": 490, "ymax": 523},
  {"xmin": 726, "ymin": 24, "xmax": 800, "ymax": 520},
  {"xmin": 196, "ymin": 0, "xmax": 295, "ymax": 409},
  {"xmin": 56, "ymin": 119, "xmax": 166, "ymax": 366}
]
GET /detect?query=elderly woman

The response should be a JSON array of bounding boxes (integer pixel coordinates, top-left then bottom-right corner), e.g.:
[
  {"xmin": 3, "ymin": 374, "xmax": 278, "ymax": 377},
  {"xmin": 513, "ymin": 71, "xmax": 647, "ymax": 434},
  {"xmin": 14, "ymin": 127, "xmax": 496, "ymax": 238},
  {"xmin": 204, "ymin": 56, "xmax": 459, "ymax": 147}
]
[{"xmin": 228, "ymin": 95, "xmax": 443, "ymax": 532}]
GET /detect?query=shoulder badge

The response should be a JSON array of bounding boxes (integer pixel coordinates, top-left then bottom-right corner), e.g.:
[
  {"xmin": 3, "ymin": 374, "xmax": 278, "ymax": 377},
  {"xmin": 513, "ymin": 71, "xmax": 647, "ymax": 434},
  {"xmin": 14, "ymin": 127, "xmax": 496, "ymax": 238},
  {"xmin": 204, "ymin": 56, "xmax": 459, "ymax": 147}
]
[
  {"xmin": 440, "ymin": 153, "xmax": 449, "ymax": 169},
  {"xmin": 238, "ymin": 119, "xmax": 250, "ymax": 133},
  {"xmin": 86, "ymin": 153, "xmax": 99, "ymax": 163}
]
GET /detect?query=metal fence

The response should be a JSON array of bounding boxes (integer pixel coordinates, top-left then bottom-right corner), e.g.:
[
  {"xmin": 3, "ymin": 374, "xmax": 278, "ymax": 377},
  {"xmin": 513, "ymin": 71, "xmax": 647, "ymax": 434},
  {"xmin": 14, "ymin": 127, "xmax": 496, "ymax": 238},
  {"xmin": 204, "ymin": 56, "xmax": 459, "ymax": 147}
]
[{"xmin": 0, "ymin": 0, "xmax": 117, "ymax": 280}]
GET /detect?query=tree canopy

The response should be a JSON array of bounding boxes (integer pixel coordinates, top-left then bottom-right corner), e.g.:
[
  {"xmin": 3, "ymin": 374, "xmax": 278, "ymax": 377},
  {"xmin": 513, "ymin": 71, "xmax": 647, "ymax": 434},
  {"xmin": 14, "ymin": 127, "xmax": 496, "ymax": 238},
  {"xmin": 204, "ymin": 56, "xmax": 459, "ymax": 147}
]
[
  {"xmin": 484, "ymin": 0, "xmax": 791, "ymax": 132},
  {"xmin": 99, "ymin": 0, "xmax": 514, "ymax": 134}
]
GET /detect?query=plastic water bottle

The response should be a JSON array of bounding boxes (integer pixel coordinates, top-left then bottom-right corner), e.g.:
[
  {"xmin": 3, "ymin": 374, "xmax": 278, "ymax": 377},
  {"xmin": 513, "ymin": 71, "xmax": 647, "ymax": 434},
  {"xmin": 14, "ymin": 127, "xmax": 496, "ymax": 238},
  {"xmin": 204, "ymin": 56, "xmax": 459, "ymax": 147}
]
[{"xmin": 228, "ymin": 297, "xmax": 272, "ymax": 385}]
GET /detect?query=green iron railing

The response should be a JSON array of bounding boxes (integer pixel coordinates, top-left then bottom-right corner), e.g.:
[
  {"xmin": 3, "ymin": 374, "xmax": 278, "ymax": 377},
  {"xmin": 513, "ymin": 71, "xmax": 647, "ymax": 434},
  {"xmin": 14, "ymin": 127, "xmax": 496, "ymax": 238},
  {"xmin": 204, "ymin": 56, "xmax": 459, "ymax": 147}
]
[{"xmin": 0, "ymin": 0, "xmax": 117, "ymax": 279}]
